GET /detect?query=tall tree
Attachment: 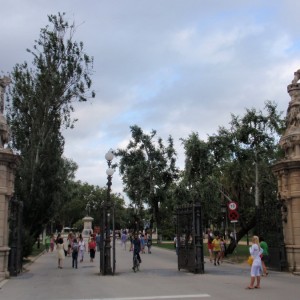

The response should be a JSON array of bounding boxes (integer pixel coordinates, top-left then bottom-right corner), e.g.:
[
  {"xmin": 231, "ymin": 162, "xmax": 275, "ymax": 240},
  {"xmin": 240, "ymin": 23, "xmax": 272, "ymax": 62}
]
[
  {"xmin": 116, "ymin": 125, "xmax": 178, "ymax": 234},
  {"xmin": 208, "ymin": 101, "xmax": 285, "ymax": 252},
  {"xmin": 6, "ymin": 12, "xmax": 95, "ymax": 237}
]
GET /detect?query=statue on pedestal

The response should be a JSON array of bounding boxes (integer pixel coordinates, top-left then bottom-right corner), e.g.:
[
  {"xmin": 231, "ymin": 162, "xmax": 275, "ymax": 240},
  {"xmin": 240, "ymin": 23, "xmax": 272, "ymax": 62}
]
[{"xmin": 0, "ymin": 76, "xmax": 11, "ymax": 148}]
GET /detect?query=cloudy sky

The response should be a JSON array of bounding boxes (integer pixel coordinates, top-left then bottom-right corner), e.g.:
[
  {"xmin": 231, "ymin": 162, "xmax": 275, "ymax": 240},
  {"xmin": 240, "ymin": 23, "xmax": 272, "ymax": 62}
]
[{"xmin": 1, "ymin": 1, "xmax": 300, "ymax": 202}]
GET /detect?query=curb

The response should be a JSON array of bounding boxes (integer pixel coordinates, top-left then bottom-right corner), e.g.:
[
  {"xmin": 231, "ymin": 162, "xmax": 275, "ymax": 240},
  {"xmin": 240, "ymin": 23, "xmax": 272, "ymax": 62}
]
[{"xmin": 22, "ymin": 250, "xmax": 46, "ymax": 272}]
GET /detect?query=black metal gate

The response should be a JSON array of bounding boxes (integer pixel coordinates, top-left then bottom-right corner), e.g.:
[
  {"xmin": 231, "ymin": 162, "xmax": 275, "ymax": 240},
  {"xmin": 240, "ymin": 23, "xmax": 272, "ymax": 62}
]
[
  {"xmin": 175, "ymin": 201, "xmax": 204, "ymax": 273},
  {"xmin": 255, "ymin": 199, "xmax": 287, "ymax": 271},
  {"xmin": 8, "ymin": 196, "xmax": 23, "ymax": 276}
]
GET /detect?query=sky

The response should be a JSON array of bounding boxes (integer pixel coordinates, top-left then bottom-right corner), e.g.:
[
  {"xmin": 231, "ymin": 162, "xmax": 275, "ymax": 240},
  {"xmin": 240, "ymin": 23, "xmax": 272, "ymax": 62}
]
[{"xmin": 1, "ymin": 0, "xmax": 300, "ymax": 203}]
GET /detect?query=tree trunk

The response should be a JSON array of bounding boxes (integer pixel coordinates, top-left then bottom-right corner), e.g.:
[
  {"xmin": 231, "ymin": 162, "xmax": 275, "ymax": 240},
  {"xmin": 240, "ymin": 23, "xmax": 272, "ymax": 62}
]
[{"xmin": 225, "ymin": 215, "xmax": 256, "ymax": 255}]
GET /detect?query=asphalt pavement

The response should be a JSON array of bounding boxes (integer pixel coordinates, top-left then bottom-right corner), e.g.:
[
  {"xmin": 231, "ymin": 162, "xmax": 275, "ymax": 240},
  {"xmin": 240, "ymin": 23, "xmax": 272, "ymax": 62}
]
[{"xmin": 0, "ymin": 241, "xmax": 299, "ymax": 300}]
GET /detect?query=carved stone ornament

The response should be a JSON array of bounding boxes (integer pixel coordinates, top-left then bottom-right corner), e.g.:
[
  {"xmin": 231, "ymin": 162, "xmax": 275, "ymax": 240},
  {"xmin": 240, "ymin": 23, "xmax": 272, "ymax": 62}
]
[
  {"xmin": 279, "ymin": 71, "xmax": 300, "ymax": 159},
  {"xmin": 0, "ymin": 76, "xmax": 11, "ymax": 148}
]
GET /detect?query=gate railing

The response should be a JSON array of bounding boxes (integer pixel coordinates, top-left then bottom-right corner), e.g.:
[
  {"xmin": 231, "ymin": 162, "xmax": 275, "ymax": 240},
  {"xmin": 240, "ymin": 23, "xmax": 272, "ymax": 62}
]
[{"xmin": 176, "ymin": 201, "xmax": 204, "ymax": 274}]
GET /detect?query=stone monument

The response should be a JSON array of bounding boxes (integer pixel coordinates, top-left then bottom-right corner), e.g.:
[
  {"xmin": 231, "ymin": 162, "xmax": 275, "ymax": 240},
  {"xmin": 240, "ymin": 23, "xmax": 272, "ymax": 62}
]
[
  {"xmin": 273, "ymin": 69, "xmax": 300, "ymax": 273},
  {"xmin": 0, "ymin": 76, "xmax": 18, "ymax": 282},
  {"xmin": 82, "ymin": 216, "xmax": 94, "ymax": 239}
]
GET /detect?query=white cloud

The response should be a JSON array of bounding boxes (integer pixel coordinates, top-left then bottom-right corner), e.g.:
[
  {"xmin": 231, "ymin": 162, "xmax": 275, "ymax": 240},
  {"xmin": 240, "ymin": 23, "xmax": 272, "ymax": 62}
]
[{"xmin": 1, "ymin": 0, "xmax": 300, "ymax": 203}]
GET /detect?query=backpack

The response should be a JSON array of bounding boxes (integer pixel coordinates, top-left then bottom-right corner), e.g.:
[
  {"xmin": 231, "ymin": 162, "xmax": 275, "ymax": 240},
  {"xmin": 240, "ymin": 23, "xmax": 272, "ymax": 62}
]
[{"xmin": 72, "ymin": 243, "xmax": 79, "ymax": 253}]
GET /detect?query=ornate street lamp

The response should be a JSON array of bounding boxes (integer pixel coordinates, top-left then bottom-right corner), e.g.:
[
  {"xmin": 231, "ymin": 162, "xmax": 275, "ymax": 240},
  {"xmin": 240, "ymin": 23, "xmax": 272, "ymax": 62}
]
[{"xmin": 103, "ymin": 149, "xmax": 115, "ymax": 275}]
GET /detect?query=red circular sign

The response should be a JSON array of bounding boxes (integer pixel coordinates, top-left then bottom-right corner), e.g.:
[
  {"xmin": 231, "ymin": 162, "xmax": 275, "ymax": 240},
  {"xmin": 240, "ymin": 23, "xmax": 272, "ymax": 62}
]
[{"xmin": 229, "ymin": 210, "xmax": 239, "ymax": 221}]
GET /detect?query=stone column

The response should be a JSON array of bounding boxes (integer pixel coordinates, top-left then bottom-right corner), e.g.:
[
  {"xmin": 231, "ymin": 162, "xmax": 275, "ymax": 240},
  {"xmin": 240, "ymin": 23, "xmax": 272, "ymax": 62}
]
[
  {"xmin": 0, "ymin": 76, "xmax": 18, "ymax": 282},
  {"xmin": 273, "ymin": 69, "xmax": 300, "ymax": 273}
]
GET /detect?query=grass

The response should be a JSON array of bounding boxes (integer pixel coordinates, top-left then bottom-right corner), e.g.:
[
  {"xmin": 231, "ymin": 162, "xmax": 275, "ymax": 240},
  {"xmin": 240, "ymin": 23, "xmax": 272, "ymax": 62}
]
[
  {"xmin": 23, "ymin": 243, "xmax": 46, "ymax": 265},
  {"xmin": 153, "ymin": 241, "xmax": 249, "ymax": 264},
  {"xmin": 31, "ymin": 243, "xmax": 46, "ymax": 256}
]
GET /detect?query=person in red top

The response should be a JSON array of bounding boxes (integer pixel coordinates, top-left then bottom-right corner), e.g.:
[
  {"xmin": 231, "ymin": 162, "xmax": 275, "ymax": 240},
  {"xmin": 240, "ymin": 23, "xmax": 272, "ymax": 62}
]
[
  {"xmin": 88, "ymin": 237, "xmax": 96, "ymax": 262},
  {"xmin": 207, "ymin": 230, "xmax": 214, "ymax": 263}
]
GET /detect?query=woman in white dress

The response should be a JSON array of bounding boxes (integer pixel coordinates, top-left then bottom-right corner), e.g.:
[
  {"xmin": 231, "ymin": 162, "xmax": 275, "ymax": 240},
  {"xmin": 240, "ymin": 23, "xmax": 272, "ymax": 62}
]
[
  {"xmin": 247, "ymin": 235, "xmax": 263, "ymax": 289},
  {"xmin": 56, "ymin": 234, "xmax": 65, "ymax": 269}
]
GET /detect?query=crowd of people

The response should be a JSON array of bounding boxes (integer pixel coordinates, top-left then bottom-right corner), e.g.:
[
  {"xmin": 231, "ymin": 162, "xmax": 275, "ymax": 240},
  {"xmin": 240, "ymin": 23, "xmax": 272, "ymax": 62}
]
[
  {"xmin": 46, "ymin": 227, "xmax": 270, "ymax": 287},
  {"xmin": 206, "ymin": 229, "xmax": 269, "ymax": 289},
  {"xmin": 44, "ymin": 231, "xmax": 100, "ymax": 269},
  {"xmin": 45, "ymin": 229, "xmax": 153, "ymax": 270}
]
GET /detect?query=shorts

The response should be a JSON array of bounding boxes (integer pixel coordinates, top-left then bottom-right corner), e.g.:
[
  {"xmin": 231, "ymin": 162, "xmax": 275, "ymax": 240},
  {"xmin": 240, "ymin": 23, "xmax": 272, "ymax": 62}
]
[{"xmin": 251, "ymin": 264, "xmax": 262, "ymax": 277}]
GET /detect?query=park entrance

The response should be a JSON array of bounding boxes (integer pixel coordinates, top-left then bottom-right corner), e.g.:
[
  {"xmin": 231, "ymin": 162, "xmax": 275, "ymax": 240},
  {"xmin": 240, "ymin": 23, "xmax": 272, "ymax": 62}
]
[{"xmin": 175, "ymin": 201, "xmax": 204, "ymax": 273}]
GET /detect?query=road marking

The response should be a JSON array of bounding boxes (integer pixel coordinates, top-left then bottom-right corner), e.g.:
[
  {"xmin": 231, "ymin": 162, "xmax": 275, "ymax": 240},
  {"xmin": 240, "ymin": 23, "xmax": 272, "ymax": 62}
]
[{"xmin": 70, "ymin": 295, "xmax": 211, "ymax": 300}]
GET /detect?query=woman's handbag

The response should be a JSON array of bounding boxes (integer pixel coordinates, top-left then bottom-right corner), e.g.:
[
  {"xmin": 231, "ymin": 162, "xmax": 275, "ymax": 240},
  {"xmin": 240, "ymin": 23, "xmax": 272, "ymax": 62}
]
[{"xmin": 247, "ymin": 255, "xmax": 254, "ymax": 266}]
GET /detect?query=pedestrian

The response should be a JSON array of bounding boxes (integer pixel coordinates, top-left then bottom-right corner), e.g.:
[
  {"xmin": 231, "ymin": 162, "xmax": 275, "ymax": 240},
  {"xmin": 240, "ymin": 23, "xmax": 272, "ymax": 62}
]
[
  {"xmin": 207, "ymin": 230, "xmax": 214, "ymax": 263},
  {"xmin": 72, "ymin": 238, "xmax": 79, "ymax": 269},
  {"xmin": 50, "ymin": 234, "xmax": 55, "ymax": 252},
  {"xmin": 140, "ymin": 234, "xmax": 145, "ymax": 254},
  {"xmin": 67, "ymin": 233, "xmax": 73, "ymax": 256},
  {"xmin": 45, "ymin": 235, "xmax": 51, "ymax": 252},
  {"xmin": 260, "ymin": 236, "xmax": 269, "ymax": 276},
  {"xmin": 212, "ymin": 234, "xmax": 221, "ymax": 266},
  {"xmin": 88, "ymin": 237, "xmax": 96, "ymax": 262},
  {"xmin": 220, "ymin": 236, "xmax": 226, "ymax": 263},
  {"xmin": 129, "ymin": 233, "xmax": 133, "ymax": 251},
  {"xmin": 78, "ymin": 235, "xmax": 86, "ymax": 262},
  {"xmin": 95, "ymin": 232, "xmax": 101, "ymax": 252},
  {"xmin": 121, "ymin": 230, "xmax": 128, "ymax": 250},
  {"xmin": 147, "ymin": 234, "xmax": 152, "ymax": 254},
  {"xmin": 174, "ymin": 235, "xmax": 179, "ymax": 255},
  {"xmin": 246, "ymin": 235, "xmax": 263, "ymax": 289},
  {"xmin": 56, "ymin": 233, "xmax": 65, "ymax": 269}
]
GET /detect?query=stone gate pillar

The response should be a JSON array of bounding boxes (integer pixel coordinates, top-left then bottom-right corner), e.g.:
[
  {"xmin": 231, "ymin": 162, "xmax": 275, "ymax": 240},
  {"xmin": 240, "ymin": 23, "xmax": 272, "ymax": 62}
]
[
  {"xmin": 0, "ymin": 76, "xmax": 18, "ymax": 282},
  {"xmin": 273, "ymin": 69, "xmax": 300, "ymax": 273}
]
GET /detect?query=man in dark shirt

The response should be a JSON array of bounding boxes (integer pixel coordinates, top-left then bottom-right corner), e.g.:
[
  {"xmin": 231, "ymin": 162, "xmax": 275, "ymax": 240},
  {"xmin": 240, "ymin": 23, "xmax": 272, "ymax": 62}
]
[{"xmin": 132, "ymin": 233, "xmax": 142, "ymax": 263}]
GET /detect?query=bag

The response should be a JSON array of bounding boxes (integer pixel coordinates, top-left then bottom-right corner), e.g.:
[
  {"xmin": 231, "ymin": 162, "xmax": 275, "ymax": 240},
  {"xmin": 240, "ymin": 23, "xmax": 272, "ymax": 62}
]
[
  {"xmin": 247, "ymin": 256, "xmax": 254, "ymax": 266},
  {"xmin": 72, "ymin": 243, "xmax": 79, "ymax": 253}
]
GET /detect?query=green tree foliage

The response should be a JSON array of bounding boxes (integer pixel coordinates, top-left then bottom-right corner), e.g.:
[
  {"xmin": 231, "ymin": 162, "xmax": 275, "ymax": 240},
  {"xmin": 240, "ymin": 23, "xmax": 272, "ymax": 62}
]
[
  {"xmin": 171, "ymin": 101, "xmax": 284, "ymax": 252},
  {"xmin": 207, "ymin": 101, "xmax": 285, "ymax": 251},
  {"xmin": 6, "ymin": 12, "xmax": 95, "ymax": 237},
  {"xmin": 116, "ymin": 125, "xmax": 179, "ymax": 233}
]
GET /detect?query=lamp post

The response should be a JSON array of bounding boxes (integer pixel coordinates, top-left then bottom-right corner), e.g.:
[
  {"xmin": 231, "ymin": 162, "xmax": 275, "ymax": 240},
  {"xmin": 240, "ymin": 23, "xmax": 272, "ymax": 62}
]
[{"xmin": 103, "ymin": 148, "xmax": 115, "ymax": 275}]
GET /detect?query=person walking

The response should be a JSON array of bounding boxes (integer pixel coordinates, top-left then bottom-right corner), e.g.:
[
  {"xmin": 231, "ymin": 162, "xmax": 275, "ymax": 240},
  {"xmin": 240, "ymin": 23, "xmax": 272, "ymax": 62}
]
[
  {"xmin": 56, "ymin": 233, "xmax": 65, "ymax": 269},
  {"xmin": 146, "ymin": 234, "xmax": 152, "ymax": 254},
  {"xmin": 260, "ymin": 236, "xmax": 269, "ymax": 276},
  {"xmin": 140, "ymin": 234, "xmax": 145, "ymax": 254},
  {"xmin": 121, "ymin": 230, "xmax": 128, "ymax": 250},
  {"xmin": 207, "ymin": 230, "xmax": 214, "ymax": 263},
  {"xmin": 78, "ymin": 235, "xmax": 86, "ymax": 263},
  {"xmin": 50, "ymin": 234, "xmax": 55, "ymax": 252},
  {"xmin": 45, "ymin": 235, "xmax": 51, "ymax": 252},
  {"xmin": 174, "ymin": 235, "xmax": 179, "ymax": 255},
  {"xmin": 72, "ymin": 238, "xmax": 79, "ymax": 269},
  {"xmin": 247, "ymin": 235, "xmax": 263, "ymax": 289},
  {"xmin": 95, "ymin": 233, "xmax": 101, "ymax": 252},
  {"xmin": 88, "ymin": 237, "xmax": 96, "ymax": 262},
  {"xmin": 212, "ymin": 235, "xmax": 221, "ymax": 266},
  {"xmin": 219, "ymin": 236, "xmax": 226, "ymax": 263}
]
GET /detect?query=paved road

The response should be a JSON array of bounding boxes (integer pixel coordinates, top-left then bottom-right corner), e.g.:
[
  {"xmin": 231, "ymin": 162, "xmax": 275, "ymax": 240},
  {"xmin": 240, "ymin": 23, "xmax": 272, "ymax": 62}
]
[{"xmin": 0, "ymin": 242, "xmax": 299, "ymax": 300}]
